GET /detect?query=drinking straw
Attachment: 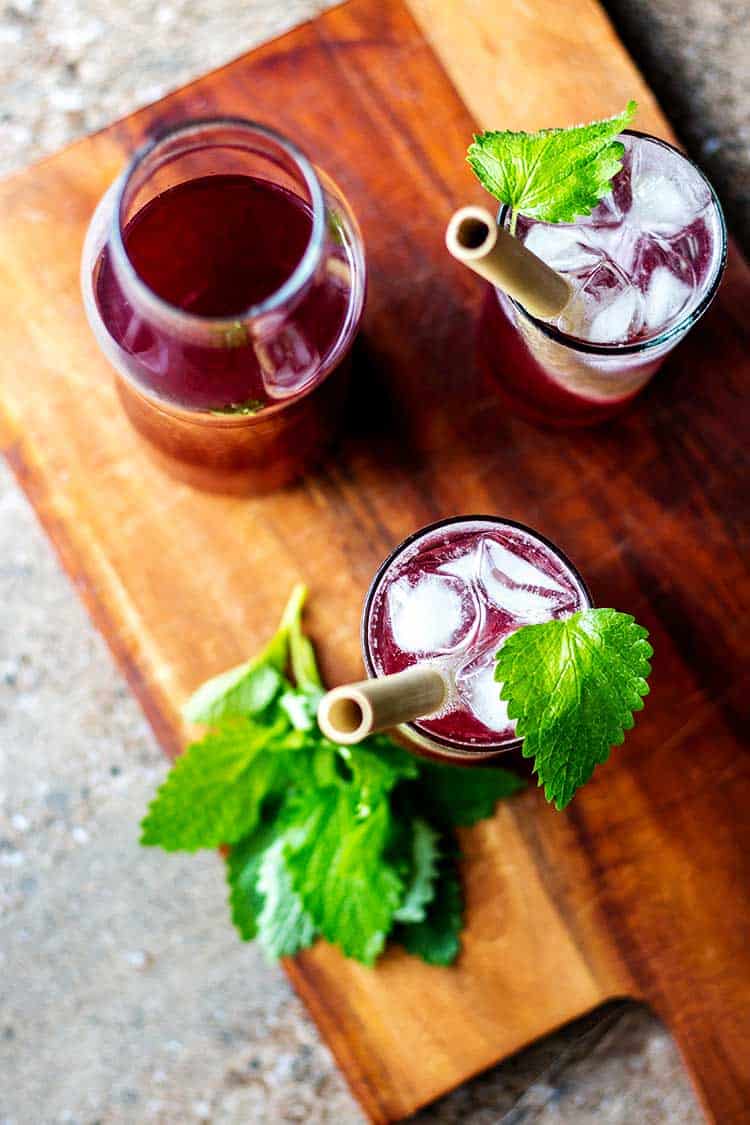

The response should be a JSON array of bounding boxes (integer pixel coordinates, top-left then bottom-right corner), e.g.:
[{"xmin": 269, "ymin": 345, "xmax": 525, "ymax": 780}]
[
  {"xmin": 445, "ymin": 205, "xmax": 571, "ymax": 319},
  {"xmin": 317, "ymin": 665, "xmax": 448, "ymax": 745}
]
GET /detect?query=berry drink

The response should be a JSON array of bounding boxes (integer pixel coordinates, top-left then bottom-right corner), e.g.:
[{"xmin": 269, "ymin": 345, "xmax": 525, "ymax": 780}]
[
  {"xmin": 363, "ymin": 517, "xmax": 591, "ymax": 760},
  {"xmin": 94, "ymin": 175, "xmax": 352, "ymax": 412},
  {"xmin": 82, "ymin": 119, "xmax": 365, "ymax": 492},
  {"xmin": 478, "ymin": 132, "xmax": 726, "ymax": 426}
]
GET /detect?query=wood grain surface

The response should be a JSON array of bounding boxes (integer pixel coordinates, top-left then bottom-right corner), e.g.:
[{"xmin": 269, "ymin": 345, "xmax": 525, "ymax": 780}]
[{"xmin": 0, "ymin": 1, "xmax": 748, "ymax": 1121}]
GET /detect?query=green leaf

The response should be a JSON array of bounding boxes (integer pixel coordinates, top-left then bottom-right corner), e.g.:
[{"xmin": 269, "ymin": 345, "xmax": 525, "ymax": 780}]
[
  {"xmin": 211, "ymin": 396, "xmax": 264, "ymax": 414},
  {"xmin": 288, "ymin": 606, "xmax": 323, "ymax": 699},
  {"xmin": 467, "ymin": 101, "xmax": 637, "ymax": 225},
  {"xmin": 269, "ymin": 583, "xmax": 310, "ymax": 668},
  {"xmin": 140, "ymin": 717, "xmax": 302, "ymax": 851},
  {"xmin": 279, "ymin": 689, "xmax": 317, "ymax": 731},
  {"xmin": 256, "ymin": 840, "xmax": 317, "ymax": 958},
  {"xmin": 284, "ymin": 789, "xmax": 403, "ymax": 965},
  {"xmin": 342, "ymin": 736, "xmax": 419, "ymax": 811},
  {"xmin": 393, "ymin": 818, "xmax": 440, "ymax": 924},
  {"xmin": 182, "ymin": 584, "xmax": 309, "ymax": 724},
  {"xmin": 142, "ymin": 582, "xmax": 533, "ymax": 968},
  {"xmin": 496, "ymin": 608, "xmax": 652, "ymax": 809},
  {"xmin": 183, "ymin": 661, "xmax": 284, "ymax": 725},
  {"xmin": 417, "ymin": 760, "xmax": 525, "ymax": 827},
  {"xmin": 226, "ymin": 816, "xmax": 280, "ymax": 941},
  {"xmin": 398, "ymin": 854, "xmax": 463, "ymax": 966}
]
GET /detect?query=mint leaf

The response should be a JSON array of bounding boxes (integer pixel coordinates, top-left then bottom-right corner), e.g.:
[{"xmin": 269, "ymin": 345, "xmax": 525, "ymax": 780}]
[
  {"xmin": 140, "ymin": 717, "xmax": 302, "ymax": 850},
  {"xmin": 393, "ymin": 818, "xmax": 440, "ymax": 924},
  {"xmin": 342, "ymin": 737, "xmax": 419, "ymax": 809},
  {"xmin": 417, "ymin": 760, "xmax": 525, "ymax": 827},
  {"xmin": 496, "ymin": 608, "xmax": 652, "ymax": 809},
  {"xmin": 398, "ymin": 853, "xmax": 463, "ymax": 966},
  {"xmin": 467, "ymin": 101, "xmax": 637, "ymax": 227},
  {"xmin": 182, "ymin": 584, "xmax": 308, "ymax": 724},
  {"xmin": 256, "ymin": 840, "xmax": 317, "ymax": 958},
  {"xmin": 211, "ymin": 396, "xmax": 264, "ymax": 414},
  {"xmin": 142, "ymin": 582, "xmax": 531, "ymax": 968},
  {"xmin": 183, "ymin": 661, "xmax": 284, "ymax": 725},
  {"xmin": 227, "ymin": 815, "xmax": 280, "ymax": 940},
  {"xmin": 279, "ymin": 689, "xmax": 317, "ymax": 731},
  {"xmin": 284, "ymin": 789, "xmax": 402, "ymax": 965},
  {"xmin": 287, "ymin": 595, "xmax": 323, "ymax": 700}
]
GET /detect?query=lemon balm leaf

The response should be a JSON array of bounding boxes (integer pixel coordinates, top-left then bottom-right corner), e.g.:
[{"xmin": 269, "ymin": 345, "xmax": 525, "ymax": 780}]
[
  {"xmin": 343, "ymin": 737, "xmax": 419, "ymax": 808},
  {"xmin": 140, "ymin": 718, "xmax": 303, "ymax": 850},
  {"xmin": 182, "ymin": 584, "xmax": 309, "ymax": 724},
  {"xmin": 495, "ymin": 608, "xmax": 652, "ymax": 809},
  {"xmin": 256, "ymin": 840, "xmax": 317, "ymax": 958},
  {"xmin": 416, "ymin": 760, "xmax": 525, "ymax": 827},
  {"xmin": 467, "ymin": 102, "xmax": 637, "ymax": 226},
  {"xmin": 397, "ymin": 853, "xmax": 463, "ymax": 966},
  {"xmin": 283, "ymin": 790, "xmax": 403, "ymax": 965},
  {"xmin": 141, "ymin": 584, "xmax": 528, "ymax": 967},
  {"xmin": 227, "ymin": 816, "xmax": 281, "ymax": 941},
  {"xmin": 183, "ymin": 661, "xmax": 284, "ymax": 725},
  {"xmin": 393, "ymin": 818, "xmax": 441, "ymax": 924}
]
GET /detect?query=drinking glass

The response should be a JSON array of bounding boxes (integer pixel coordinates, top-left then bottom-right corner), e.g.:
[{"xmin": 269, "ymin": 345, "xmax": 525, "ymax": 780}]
[
  {"xmin": 477, "ymin": 132, "xmax": 727, "ymax": 426},
  {"xmin": 361, "ymin": 515, "xmax": 592, "ymax": 763}
]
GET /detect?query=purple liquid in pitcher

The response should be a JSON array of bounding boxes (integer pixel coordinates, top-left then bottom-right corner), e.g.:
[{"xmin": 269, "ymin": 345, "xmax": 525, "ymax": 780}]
[
  {"xmin": 94, "ymin": 174, "xmax": 351, "ymax": 412},
  {"xmin": 365, "ymin": 519, "xmax": 590, "ymax": 752}
]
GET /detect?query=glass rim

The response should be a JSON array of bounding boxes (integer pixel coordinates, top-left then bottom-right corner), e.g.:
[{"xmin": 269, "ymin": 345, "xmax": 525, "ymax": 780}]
[
  {"xmin": 108, "ymin": 116, "xmax": 327, "ymax": 331},
  {"xmin": 360, "ymin": 514, "xmax": 593, "ymax": 756},
  {"xmin": 499, "ymin": 129, "xmax": 728, "ymax": 357}
]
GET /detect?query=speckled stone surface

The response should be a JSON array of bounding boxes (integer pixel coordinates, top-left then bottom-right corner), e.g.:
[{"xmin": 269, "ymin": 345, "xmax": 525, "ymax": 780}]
[
  {"xmin": 604, "ymin": 0, "xmax": 750, "ymax": 255},
  {"xmin": 0, "ymin": 1, "xmax": 745, "ymax": 1122}
]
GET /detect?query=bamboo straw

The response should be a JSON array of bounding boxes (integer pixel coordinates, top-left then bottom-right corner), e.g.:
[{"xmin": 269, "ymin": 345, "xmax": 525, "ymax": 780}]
[
  {"xmin": 445, "ymin": 205, "xmax": 571, "ymax": 319},
  {"xmin": 317, "ymin": 665, "xmax": 448, "ymax": 745}
]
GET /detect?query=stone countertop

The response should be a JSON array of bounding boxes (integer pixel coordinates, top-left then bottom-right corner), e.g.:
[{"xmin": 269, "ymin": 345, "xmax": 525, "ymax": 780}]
[{"xmin": 0, "ymin": 2, "xmax": 746, "ymax": 1122}]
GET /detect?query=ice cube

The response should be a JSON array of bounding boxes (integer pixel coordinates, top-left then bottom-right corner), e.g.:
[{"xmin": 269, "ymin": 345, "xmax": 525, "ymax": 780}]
[
  {"xmin": 438, "ymin": 548, "xmax": 478, "ymax": 583},
  {"xmin": 586, "ymin": 285, "xmax": 642, "ymax": 344},
  {"xmin": 457, "ymin": 659, "xmax": 512, "ymax": 733},
  {"xmin": 436, "ymin": 546, "xmax": 483, "ymax": 589},
  {"xmin": 643, "ymin": 265, "xmax": 692, "ymax": 330},
  {"xmin": 483, "ymin": 538, "xmax": 567, "ymax": 594},
  {"xmin": 590, "ymin": 188, "xmax": 625, "ymax": 228},
  {"xmin": 523, "ymin": 224, "xmax": 600, "ymax": 274},
  {"xmin": 560, "ymin": 256, "xmax": 643, "ymax": 344},
  {"xmin": 478, "ymin": 546, "xmax": 564, "ymax": 623},
  {"xmin": 630, "ymin": 173, "xmax": 696, "ymax": 237},
  {"xmin": 387, "ymin": 573, "xmax": 475, "ymax": 654}
]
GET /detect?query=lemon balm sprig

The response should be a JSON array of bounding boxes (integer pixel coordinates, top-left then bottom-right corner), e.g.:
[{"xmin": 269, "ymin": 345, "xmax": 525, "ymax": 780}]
[
  {"xmin": 141, "ymin": 586, "xmax": 525, "ymax": 967},
  {"xmin": 467, "ymin": 101, "xmax": 637, "ymax": 235},
  {"xmin": 495, "ymin": 608, "xmax": 652, "ymax": 809},
  {"xmin": 446, "ymin": 103, "xmax": 637, "ymax": 317}
]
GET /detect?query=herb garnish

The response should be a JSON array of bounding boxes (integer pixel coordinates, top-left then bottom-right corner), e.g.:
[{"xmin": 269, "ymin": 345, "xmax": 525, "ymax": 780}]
[
  {"xmin": 210, "ymin": 398, "xmax": 265, "ymax": 416},
  {"xmin": 467, "ymin": 101, "xmax": 637, "ymax": 234},
  {"xmin": 142, "ymin": 586, "xmax": 524, "ymax": 966},
  {"xmin": 496, "ymin": 608, "xmax": 652, "ymax": 809},
  {"xmin": 142, "ymin": 589, "xmax": 651, "ymax": 961}
]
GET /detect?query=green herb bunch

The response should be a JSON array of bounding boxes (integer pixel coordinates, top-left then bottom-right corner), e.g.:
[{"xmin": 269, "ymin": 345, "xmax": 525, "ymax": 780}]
[{"xmin": 141, "ymin": 586, "xmax": 524, "ymax": 966}]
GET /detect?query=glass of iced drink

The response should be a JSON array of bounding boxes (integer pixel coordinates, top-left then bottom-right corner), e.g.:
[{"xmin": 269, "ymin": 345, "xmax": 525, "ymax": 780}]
[
  {"xmin": 82, "ymin": 118, "xmax": 366, "ymax": 492},
  {"xmin": 361, "ymin": 516, "xmax": 591, "ymax": 762},
  {"xmin": 478, "ymin": 131, "xmax": 727, "ymax": 426}
]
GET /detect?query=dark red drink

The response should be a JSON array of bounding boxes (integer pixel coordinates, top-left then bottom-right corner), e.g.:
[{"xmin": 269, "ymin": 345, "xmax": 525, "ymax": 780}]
[
  {"xmin": 95, "ymin": 175, "xmax": 352, "ymax": 413},
  {"xmin": 363, "ymin": 517, "xmax": 591, "ymax": 761},
  {"xmin": 82, "ymin": 119, "xmax": 366, "ymax": 492},
  {"xmin": 478, "ymin": 133, "xmax": 726, "ymax": 427}
]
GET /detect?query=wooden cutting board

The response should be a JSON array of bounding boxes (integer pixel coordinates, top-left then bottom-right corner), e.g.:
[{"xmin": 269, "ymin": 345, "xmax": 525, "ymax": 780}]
[{"xmin": 1, "ymin": 1, "xmax": 748, "ymax": 1120}]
